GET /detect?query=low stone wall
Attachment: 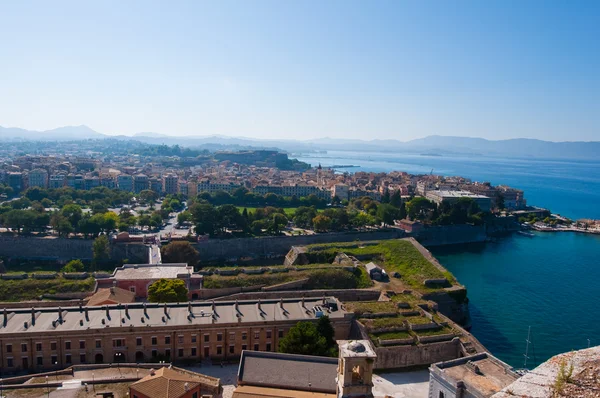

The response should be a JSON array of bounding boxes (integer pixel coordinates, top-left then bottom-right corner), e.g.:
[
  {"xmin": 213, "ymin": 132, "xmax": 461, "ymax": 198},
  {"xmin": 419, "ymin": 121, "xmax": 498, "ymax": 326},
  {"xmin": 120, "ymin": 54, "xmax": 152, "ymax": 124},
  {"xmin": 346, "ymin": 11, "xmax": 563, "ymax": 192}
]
[
  {"xmin": 408, "ymin": 322, "xmax": 440, "ymax": 331},
  {"xmin": 374, "ymin": 338, "xmax": 462, "ymax": 370},
  {"xmin": 214, "ymin": 289, "xmax": 381, "ymax": 302},
  {"xmin": 416, "ymin": 333, "xmax": 456, "ymax": 344},
  {"xmin": 378, "ymin": 337, "xmax": 414, "ymax": 346},
  {"xmin": 32, "ymin": 273, "xmax": 58, "ymax": 279},
  {"xmin": 195, "ymin": 286, "xmax": 264, "ymax": 300},
  {"xmin": 262, "ymin": 278, "xmax": 309, "ymax": 292}
]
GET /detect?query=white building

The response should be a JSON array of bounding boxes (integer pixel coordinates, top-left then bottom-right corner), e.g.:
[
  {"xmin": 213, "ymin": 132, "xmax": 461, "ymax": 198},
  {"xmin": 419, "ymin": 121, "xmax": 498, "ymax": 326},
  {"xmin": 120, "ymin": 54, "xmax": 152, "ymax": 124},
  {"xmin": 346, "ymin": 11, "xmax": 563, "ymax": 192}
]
[
  {"xmin": 426, "ymin": 190, "xmax": 492, "ymax": 212},
  {"xmin": 28, "ymin": 169, "xmax": 48, "ymax": 188}
]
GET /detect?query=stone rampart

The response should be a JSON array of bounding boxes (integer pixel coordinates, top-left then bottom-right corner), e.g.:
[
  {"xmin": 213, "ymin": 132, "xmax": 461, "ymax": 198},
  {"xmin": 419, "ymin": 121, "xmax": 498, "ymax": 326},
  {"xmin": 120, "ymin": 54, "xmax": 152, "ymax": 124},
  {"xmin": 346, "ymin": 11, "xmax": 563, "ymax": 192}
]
[
  {"xmin": 0, "ymin": 236, "xmax": 93, "ymax": 260},
  {"xmin": 194, "ymin": 229, "xmax": 404, "ymax": 261},
  {"xmin": 214, "ymin": 288, "xmax": 381, "ymax": 302},
  {"xmin": 415, "ymin": 224, "xmax": 487, "ymax": 246},
  {"xmin": 374, "ymin": 338, "xmax": 462, "ymax": 369},
  {"xmin": 0, "ymin": 236, "xmax": 149, "ymax": 264}
]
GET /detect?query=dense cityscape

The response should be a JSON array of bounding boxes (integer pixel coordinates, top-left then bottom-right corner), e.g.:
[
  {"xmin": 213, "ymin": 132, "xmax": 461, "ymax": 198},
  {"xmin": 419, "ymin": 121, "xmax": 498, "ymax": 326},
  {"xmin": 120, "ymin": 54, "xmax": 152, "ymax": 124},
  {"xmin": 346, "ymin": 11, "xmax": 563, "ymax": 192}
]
[{"xmin": 0, "ymin": 139, "xmax": 596, "ymax": 398}]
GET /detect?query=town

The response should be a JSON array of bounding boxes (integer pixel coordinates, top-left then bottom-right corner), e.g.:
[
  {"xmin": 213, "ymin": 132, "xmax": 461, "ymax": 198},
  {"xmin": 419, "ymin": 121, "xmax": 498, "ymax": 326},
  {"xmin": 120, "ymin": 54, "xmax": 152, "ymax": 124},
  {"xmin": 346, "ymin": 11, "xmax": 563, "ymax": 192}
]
[{"xmin": 0, "ymin": 143, "xmax": 597, "ymax": 398}]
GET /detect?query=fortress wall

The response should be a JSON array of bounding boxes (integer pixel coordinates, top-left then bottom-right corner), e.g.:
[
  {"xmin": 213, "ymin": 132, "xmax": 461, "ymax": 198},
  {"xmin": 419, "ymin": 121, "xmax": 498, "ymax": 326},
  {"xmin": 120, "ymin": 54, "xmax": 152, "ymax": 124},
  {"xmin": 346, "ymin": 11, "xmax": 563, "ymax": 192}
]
[
  {"xmin": 374, "ymin": 338, "xmax": 462, "ymax": 370},
  {"xmin": 415, "ymin": 224, "xmax": 487, "ymax": 246},
  {"xmin": 193, "ymin": 229, "xmax": 404, "ymax": 262}
]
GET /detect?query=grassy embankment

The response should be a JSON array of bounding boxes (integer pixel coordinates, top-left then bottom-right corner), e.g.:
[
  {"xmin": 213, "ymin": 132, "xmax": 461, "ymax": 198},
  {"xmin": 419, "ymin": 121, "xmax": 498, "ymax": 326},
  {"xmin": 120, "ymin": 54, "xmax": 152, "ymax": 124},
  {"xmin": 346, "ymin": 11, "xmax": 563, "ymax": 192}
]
[
  {"xmin": 203, "ymin": 266, "xmax": 371, "ymax": 290},
  {"xmin": 0, "ymin": 276, "xmax": 95, "ymax": 301},
  {"xmin": 305, "ymin": 239, "xmax": 457, "ymax": 292},
  {"xmin": 345, "ymin": 298, "xmax": 456, "ymax": 345}
]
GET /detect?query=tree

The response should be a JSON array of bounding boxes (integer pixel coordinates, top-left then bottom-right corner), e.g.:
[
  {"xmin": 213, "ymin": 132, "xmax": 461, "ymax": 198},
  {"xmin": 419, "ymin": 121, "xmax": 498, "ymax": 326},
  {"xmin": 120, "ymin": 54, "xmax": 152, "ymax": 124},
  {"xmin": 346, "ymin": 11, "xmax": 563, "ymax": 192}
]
[
  {"xmin": 293, "ymin": 206, "xmax": 317, "ymax": 228},
  {"xmin": 390, "ymin": 190, "xmax": 402, "ymax": 208},
  {"xmin": 278, "ymin": 321, "xmax": 330, "ymax": 357},
  {"xmin": 495, "ymin": 192, "xmax": 505, "ymax": 211},
  {"xmin": 51, "ymin": 213, "xmax": 74, "ymax": 237},
  {"xmin": 377, "ymin": 204, "xmax": 399, "ymax": 226},
  {"xmin": 316, "ymin": 315, "xmax": 337, "ymax": 355},
  {"xmin": 148, "ymin": 278, "xmax": 188, "ymax": 303},
  {"xmin": 312, "ymin": 214, "xmax": 332, "ymax": 232},
  {"xmin": 61, "ymin": 259, "xmax": 85, "ymax": 273},
  {"xmin": 381, "ymin": 189, "xmax": 390, "ymax": 204},
  {"xmin": 61, "ymin": 204, "xmax": 83, "ymax": 230},
  {"xmin": 189, "ymin": 202, "xmax": 218, "ymax": 236},
  {"xmin": 92, "ymin": 235, "xmax": 110, "ymax": 270},
  {"xmin": 160, "ymin": 241, "xmax": 200, "ymax": 266},
  {"xmin": 270, "ymin": 213, "xmax": 288, "ymax": 234},
  {"xmin": 405, "ymin": 197, "xmax": 435, "ymax": 221},
  {"xmin": 139, "ymin": 189, "xmax": 158, "ymax": 205}
]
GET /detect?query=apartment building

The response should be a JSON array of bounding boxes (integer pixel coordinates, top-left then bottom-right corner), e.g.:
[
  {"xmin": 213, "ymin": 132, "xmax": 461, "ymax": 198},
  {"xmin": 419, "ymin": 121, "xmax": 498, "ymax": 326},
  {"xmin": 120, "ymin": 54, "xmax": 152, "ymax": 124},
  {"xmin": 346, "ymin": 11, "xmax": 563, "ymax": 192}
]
[
  {"xmin": 28, "ymin": 169, "xmax": 48, "ymax": 188},
  {"xmin": 163, "ymin": 173, "xmax": 179, "ymax": 195},
  {"xmin": 134, "ymin": 174, "xmax": 149, "ymax": 193},
  {"xmin": 117, "ymin": 175, "xmax": 134, "ymax": 192},
  {"xmin": 49, "ymin": 174, "xmax": 66, "ymax": 189},
  {"xmin": 426, "ymin": 190, "xmax": 492, "ymax": 212},
  {"xmin": 0, "ymin": 297, "xmax": 351, "ymax": 372}
]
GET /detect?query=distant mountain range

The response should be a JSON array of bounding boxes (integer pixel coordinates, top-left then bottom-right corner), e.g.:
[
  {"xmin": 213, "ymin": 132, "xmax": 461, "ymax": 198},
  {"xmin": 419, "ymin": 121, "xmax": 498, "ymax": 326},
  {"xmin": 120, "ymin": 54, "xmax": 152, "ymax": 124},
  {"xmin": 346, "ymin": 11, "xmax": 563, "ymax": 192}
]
[{"xmin": 1, "ymin": 125, "xmax": 599, "ymax": 160}]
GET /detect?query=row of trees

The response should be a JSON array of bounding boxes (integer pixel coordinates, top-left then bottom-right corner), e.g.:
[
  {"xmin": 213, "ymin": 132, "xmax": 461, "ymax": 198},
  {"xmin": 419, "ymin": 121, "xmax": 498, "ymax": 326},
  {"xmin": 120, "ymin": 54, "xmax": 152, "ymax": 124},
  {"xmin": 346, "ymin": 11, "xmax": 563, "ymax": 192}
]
[{"xmin": 197, "ymin": 188, "xmax": 329, "ymax": 208}]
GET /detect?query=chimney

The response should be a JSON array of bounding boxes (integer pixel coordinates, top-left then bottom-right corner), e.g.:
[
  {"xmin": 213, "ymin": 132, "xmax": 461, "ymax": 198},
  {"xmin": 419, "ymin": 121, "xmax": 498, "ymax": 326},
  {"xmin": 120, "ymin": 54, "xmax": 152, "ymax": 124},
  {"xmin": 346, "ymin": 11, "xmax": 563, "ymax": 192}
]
[
  {"xmin": 79, "ymin": 302, "xmax": 83, "ymax": 313},
  {"xmin": 31, "ymin": 308, "xmax": 36, "ymax": 326},
  {"xmin": 301, "ymin": 297, "xmax": 305, "ymax": 308},
  {"xmin": 105, "ymin": 305, "xmax": 110, "ymax": 319},
  {"xmin": 84, "ymin": 307, "xmax": 89, "ymax": 321},
  {"xmin": 257, "ymin": 299, "xmax": 261, "ymax": 311},
  {"xmin": 212, "ymin": 300, "xmax": 216, "ymax": 311},
  {"xmin": 24, "ymin": 321, "xmax": 28, "ymax": 329},
  {"xmin": 110, "ymin": 287, "xmax": 114, "ymax": 294},
  {"xmin": 279, "ymin": 298, "xmax": 284, "ymax": 309},
  {"xmin": 234, "ymin": 300, "xmax": 239, "ymax": 312},
  {"xmin": 143, "ymin": 303, "xmax": 147, "ymax": 316},
  {"xmin": 188, "ymin": 302, "xmax": 192, "ymax": 313},
  {"xmin": 3, "ymin": 308, "xmax": 7, "ymax": 326},
  {"xmin": 58, "ymin": 307, "xmax": 63, "ymax": 323},
  {"xmin": 163, "ymin": 303, "xmax": 168, "ymax": 315},
  {"xmin": 125, "ymin": 304, "xmax": 129, "ymax": 318}
]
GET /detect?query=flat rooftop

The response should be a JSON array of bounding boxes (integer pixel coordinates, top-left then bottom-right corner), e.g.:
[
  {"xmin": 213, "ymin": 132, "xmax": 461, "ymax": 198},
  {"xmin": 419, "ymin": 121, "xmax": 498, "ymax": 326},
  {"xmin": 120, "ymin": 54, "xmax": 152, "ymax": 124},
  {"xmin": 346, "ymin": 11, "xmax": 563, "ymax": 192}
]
[
  {"xmin": 238, "ymin": 350, "xmax": 338, "ymax": 393},
  {"xmin": 432, "ymin": 353, "xmax": 519, "ymax": 397},
  {"xmin": 0, "ymin": 297, "xmax": 348, "ymax": 336},
  {"xmin": 112, "ymin": 263, "xmax": 192, "ymax": 280}
]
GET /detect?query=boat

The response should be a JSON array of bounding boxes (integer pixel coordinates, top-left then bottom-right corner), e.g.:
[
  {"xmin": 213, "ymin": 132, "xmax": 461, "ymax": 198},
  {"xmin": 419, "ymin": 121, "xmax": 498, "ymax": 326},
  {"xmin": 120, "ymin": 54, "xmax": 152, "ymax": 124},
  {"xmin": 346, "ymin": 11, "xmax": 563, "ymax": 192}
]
[{"xmin": 514, "ymin": 326, "xmax": 536, "ymax": 375}]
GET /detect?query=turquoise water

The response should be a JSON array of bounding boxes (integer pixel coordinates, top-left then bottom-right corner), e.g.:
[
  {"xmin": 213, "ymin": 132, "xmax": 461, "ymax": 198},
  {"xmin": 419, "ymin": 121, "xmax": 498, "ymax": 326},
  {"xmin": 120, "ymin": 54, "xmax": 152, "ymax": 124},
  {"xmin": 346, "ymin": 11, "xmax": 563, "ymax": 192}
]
[{"xmin": 298, "ymin": 151, "xmax": 600, "ymax": 367}]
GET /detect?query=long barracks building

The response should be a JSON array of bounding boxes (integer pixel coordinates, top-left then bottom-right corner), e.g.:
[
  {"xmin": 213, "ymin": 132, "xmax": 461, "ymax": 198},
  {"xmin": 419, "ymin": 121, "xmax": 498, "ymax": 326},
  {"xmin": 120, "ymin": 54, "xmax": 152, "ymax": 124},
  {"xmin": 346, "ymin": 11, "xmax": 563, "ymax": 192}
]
[{"xmin": 0, "ymin": 297, "xmax": 351, "ymax": 373}]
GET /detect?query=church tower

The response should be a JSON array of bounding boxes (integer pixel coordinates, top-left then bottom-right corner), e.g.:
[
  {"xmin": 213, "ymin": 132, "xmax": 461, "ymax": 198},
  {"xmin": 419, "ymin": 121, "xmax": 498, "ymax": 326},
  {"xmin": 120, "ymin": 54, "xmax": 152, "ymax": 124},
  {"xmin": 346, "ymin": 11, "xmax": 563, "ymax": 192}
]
[{"xmin": 336, "ymin": 340, "xmax": 377, "ymax": 398}]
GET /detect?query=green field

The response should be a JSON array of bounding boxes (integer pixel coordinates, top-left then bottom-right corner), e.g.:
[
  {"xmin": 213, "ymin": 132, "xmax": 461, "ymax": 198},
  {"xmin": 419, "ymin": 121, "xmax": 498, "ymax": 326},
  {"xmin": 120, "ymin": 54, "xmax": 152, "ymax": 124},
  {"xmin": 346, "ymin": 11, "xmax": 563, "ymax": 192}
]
[
  {"xmin": 203, "ymin": 267, "xmax": 371, "ymax": 290},
  {"xmin": 305, "ymin": 239, "xmax": 456, "ymax": 291},
  {"xmin": 0, "ymin": 277, "xmax": 95, "ymax": 301},
  {"xmin": 236, "ymin": 207, "xmax": 325, "ymax": 217}
]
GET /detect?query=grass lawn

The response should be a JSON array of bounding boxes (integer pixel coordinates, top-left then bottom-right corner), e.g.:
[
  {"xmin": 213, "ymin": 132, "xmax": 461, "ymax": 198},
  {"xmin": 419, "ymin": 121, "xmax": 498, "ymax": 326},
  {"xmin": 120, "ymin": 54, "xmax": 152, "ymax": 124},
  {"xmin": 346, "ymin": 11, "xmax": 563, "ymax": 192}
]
[
  {"xmin": 413, "ymin": 327, "xmax": 454, "ymax": 336},
  {"xmin": 370, "ymin": 331, "xmax": 412, "ymax": 340},
  {"xmin": 306, "ymin": 239, "xmax": 455, "ymax": 290},
  {"xmin": 345, "ymin": 301, "xmax": 398, "ymax": 315},
  {"xmin": 360, "ymin": 316, "xmax": 406, "ymax": 329},
  {"xmin": 203, "ymin": 267, "xmax": 371, "ymax": 289},
  {"xmin": 406, "ymin": 316, "xmax": 434, "ymax": 325},
  {"xmin": 236, "ymin": 206, "xmax": 325, "ymax": 217},
  {"xmin": 0, "ymin": 277, "xmax": 95, "ymax": 301}
]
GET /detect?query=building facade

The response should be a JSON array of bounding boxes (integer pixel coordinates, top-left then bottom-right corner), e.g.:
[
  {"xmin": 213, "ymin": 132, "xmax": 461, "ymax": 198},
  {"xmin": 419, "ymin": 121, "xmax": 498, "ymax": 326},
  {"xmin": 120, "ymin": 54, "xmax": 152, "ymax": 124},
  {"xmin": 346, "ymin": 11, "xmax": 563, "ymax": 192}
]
[{"xmin": 0, "ymin": 298, "xmax": 351, "ymax": 373}]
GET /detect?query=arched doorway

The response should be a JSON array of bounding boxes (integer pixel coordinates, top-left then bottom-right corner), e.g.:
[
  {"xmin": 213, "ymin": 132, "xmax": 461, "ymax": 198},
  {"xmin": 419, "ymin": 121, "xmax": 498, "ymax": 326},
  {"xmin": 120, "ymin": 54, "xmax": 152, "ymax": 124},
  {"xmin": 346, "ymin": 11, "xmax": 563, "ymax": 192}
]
[
  {"xmin": 95, "ymin": 353, "xmax": 104, "ymax": 364},
  {"xmin": 135, "ymin": 351, "xmax": 145, "ymax": 362},
  {"xmin": 113, "ymin": 352, "xmax": 126, "ymax": 363}
]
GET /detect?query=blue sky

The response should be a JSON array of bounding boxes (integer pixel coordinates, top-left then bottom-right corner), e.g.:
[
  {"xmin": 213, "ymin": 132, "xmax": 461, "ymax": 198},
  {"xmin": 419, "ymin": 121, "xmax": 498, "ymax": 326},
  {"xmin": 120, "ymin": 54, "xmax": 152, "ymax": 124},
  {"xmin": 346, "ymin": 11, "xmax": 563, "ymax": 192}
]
[{"xmin": 0, "ymin": 1, "xmax": 598, "ymax": 141}]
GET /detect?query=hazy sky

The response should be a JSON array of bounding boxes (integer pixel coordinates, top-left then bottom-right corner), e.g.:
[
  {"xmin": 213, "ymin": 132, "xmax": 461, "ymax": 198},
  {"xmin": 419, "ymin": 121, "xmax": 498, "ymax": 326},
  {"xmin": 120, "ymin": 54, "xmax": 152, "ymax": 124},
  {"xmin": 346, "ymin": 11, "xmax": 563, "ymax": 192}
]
[{"xmin": 0, "ymin": 1, "xmax": 598, "ymax": 141}]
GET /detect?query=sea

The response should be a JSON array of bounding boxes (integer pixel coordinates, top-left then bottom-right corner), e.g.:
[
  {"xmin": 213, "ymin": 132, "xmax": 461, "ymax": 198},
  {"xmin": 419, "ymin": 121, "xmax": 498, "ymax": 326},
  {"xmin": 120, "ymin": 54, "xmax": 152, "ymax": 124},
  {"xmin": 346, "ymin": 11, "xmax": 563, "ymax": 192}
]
[{"xmin": 297, "ymin": 151, "xmax": 600, "ymax": 368}]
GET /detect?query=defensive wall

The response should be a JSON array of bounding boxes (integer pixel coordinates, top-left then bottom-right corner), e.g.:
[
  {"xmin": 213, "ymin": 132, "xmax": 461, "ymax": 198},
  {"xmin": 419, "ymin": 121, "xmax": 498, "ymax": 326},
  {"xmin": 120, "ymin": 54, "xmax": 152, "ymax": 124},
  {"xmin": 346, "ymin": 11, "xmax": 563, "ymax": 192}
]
[
  {"xmin": 414, "ymin": 224, "xmax": 487, "ymax": 246},
  {"xmin": 193, "ymin": 229, "xmax": 405, "ymax": 261},
  {"xmin": 0, "ymin": 236, "xmax": 149, "ymax": 263}
]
